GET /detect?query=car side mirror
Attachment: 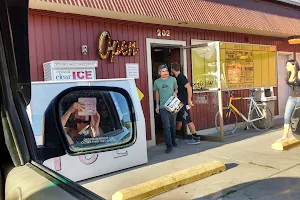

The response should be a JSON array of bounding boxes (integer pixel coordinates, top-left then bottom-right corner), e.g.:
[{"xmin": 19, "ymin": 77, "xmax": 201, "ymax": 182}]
[{"xmin": 37, "ymin": 86, "xmax": 136, "ymax": 162}]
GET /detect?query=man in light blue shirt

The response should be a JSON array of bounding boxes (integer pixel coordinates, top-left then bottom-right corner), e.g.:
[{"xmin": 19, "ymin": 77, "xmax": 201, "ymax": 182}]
[{"xmin": 153, "ymin": 64, "xmax": 178, "ymax": 153}]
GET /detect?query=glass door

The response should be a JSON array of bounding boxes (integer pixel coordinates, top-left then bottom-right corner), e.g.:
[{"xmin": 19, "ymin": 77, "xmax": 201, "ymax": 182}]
[{"xmin": 181, "ymin": 42, "xmax": 224, "ymax": 141}]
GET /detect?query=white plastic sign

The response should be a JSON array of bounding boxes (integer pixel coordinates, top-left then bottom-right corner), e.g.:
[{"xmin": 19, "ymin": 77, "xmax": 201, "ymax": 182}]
[
  {"xmin": 43, "ymin": 60, "xmax": 97, "ymax": 81},
  {"xmin": 53, "ymin": 69, "xmax": 95, "ymax": 81}
]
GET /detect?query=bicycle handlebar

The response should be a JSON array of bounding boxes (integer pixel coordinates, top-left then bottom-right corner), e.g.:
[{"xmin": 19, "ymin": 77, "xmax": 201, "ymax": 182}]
[{"xmin": 225, "ymin": 91, "xmax": 235, "ymax": 98}]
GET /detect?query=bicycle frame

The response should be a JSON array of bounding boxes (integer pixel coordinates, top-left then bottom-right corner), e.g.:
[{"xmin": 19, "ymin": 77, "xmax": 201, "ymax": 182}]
[{"xmin": 226, "ymin": 96, "xmax": 265, "ymax": 123}]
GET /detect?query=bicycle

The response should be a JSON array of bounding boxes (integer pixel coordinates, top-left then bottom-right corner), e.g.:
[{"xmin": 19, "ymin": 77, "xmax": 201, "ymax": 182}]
[{"xmin": 215, "ymin": 89, "xmax": 274, "ymax": 135}]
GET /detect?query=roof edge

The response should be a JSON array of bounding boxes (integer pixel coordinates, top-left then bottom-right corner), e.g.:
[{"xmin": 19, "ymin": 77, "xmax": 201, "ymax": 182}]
[{"xmin": 29, "ymin": 0, "xmax": 290, "ymax": 38}]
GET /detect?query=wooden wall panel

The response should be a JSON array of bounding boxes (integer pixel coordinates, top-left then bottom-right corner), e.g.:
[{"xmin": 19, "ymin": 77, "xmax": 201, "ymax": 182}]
[{"xmin": 29, "ymin": 13, "xmax": 298, "ymax": 139}]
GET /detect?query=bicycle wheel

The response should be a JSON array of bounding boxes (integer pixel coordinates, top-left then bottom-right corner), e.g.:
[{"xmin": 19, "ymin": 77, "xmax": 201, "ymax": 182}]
[
  {"xmin": 250, "ymin": 104, "xmax": 273, "ymax": 131},
  {"xmin": 215, "ymin": 108, "xmax": 238, "ymax": 135}
]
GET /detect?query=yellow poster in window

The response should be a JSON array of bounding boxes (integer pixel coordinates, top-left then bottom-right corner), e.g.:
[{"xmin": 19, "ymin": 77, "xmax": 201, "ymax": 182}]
[
  {"xmin": 224, "ymin": 49, "xmax": 254, "ymax": 88},
  {"xmin": 191, "ymin": 44, "xmax": 218, "ymax": 91},
  {"xmin": 191, "ymin": 42, "xmax": 276, "ymax": 91},
  {"xmin": 221, "ymin": 43, "xmax": 276, "ymax": 89}
]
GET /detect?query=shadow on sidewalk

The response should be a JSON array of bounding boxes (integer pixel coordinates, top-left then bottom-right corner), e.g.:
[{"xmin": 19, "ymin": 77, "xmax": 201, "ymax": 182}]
[
  {"xmin": 196, "ymin": 176, "xmax": 300, "ymax": 200},
  {"xmin": 80, "ymin": 119, "xmax": 283, "ymax": 184},
  {"xmin": 147, "ymin": 118, "xmax": 283, "ymax": 165}
]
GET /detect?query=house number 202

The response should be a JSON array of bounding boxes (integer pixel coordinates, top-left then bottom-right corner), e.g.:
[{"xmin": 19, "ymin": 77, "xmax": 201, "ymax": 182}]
[{"xmin": 157, "ymin": 29, "xmax": 171, "ymax": 37}]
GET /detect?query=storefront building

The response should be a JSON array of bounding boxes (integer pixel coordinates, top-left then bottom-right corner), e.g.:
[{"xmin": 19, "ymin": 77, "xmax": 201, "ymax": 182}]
[{"xmin": 28, "ymin": 0, "xmax": 300, "ymax": 146}]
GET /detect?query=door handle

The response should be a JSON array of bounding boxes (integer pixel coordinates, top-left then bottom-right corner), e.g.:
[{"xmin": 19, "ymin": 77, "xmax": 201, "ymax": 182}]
[{"xmin": 113, "ymin": 149, "xmax": 128, "ymax": 158}]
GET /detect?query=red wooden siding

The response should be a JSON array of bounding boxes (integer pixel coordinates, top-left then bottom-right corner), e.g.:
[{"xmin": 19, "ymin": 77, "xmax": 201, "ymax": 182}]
[
  {"xmin": 32, "ymin": 0, "xmax": 300, "ymax": 37},
  {"xmin": 29, "ymin": 12, "xmax": 299, "ymax": 140}
]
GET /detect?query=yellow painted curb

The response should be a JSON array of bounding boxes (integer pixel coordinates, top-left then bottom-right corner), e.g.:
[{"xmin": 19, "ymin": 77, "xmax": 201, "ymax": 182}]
[
  {"xmin": 112, "ymin": 160, "xmax": 226, "ymax": 200},
  {"xmin": 271, "ymin": 137, "xmax": 300, "ymax": 151}
]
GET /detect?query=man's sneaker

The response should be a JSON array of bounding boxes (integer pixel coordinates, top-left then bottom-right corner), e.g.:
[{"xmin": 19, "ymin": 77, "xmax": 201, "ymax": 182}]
[
  {"xmin": 188, "ymin": 135, "xmax": 201, "ymax": 145},
  {"xmin": 165, "ymin": 147, "xmax": 173, "ymax": 153}
]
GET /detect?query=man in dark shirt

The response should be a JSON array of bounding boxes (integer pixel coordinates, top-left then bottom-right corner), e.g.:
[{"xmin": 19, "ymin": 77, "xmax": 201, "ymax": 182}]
[{"xmin": 171, "ymin": 63, "xmax": 200, "ymax": 144}]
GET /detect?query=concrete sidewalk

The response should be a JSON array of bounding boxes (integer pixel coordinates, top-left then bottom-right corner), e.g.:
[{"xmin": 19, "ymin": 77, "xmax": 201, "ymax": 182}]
[{"xmin": 81, "ymin": 126, "xmax": 300, "ymax": 200}]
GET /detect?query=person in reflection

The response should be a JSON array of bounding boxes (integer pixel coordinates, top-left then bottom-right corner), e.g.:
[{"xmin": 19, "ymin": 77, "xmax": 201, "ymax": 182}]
[
  {"xmin": 61, "ymin": 102, "xmax": 104, "ymax": 144},
  {"xmin": 171, "ymin": 62, "xmax": 200, "ymax": 144},
  {"xmin": 278, "ymin": 60, "xmax": 300, "ymax": 141}
]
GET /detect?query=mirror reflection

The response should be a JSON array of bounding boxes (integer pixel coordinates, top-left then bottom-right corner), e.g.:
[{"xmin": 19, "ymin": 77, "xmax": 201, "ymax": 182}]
[{"xmin": 59, "ymin": 90, "xmax": 133, "ymax": 151}]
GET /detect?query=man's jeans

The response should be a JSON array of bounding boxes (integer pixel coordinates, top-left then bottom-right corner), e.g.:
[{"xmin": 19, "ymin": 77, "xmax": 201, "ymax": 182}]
[{"xmin": 160, "ymin": 108, "xmax": 176, "ymax": 148}]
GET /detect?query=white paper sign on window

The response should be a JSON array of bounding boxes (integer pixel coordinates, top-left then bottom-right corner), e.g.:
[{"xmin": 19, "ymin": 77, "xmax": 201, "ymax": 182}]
[{"xmin": 126, "ymin": 63, "xmax": 139, "ymax": 79}]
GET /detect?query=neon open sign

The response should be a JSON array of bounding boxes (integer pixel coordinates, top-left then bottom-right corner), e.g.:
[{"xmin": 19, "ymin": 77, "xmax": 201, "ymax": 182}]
[{"xmin": 98, "ymin": 31, "xmax": 139, "ymax": 62}]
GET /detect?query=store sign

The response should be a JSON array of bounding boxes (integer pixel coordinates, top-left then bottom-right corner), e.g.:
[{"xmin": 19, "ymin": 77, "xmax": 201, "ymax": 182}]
[
  {"xmin": 221, "ymin": 43, "xmax": 276, "ymax": 89},
  {"xmin": 98, "ymin": 31, "xmax": 139, "ymax": 63},
  {"xmin": 191, "ymin": 41, "xmax": 276, "ymax": 91},
  {"xmin": 53, "ymin": 69, "xmax": 95, "ymax": 81}
]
